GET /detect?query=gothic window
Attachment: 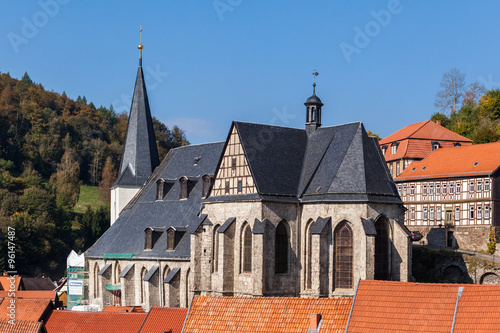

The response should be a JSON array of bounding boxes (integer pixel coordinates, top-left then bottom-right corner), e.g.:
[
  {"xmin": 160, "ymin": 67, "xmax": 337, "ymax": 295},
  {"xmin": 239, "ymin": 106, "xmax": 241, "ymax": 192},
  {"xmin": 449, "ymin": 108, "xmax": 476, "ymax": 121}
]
[
  {"xmin": 162, "ymin": 266, "xmax": 170, "ymax": 304},
  {"xmin": 94, "ymin": 264, "xmax": 100, "ymax": 298},
  {"xmin": 156, "ymin": 179, "xmax": 164, "ymax": 200},
  {"xmin": 335, "ymin": 222, "xmax": 353, "ymax": 289},
  {"xmin": 304, "ymin": 220, "xmax": 314, "ymax": 289},
  {"xmin": 374, "ymin": 217, "xmax": 389, "ymax": 280},
  {"xmin": 242, "ymin": 224, "xmax": 252, "ymax": 273},
  {"xmin": 114, "ymin": 263, "xmax": 121, "ymax": 285},
  {"xmin": 167, "ymin": 228, "xmax": 175, "ymax": 251},
  {"xmin": 179, "ymin": 177, "xmax": 188, "ymax": 199},
  {"xmin": 275, "ymin": 221, "xmax": 289, "ymax": 274},
  {"xmin": 145, "ymin": 228, "xmax": 153, "ymax": 250},
  {"xmin": 202, "ymin": 175, "xmax": 211, "ymax": 198},
  {"xmin": 212, "ymin": 225, "xmax": 220, "ymax": 273},
  {"xmin": 140, "ymin": 267, "xmax": 147, "ymax": 304}
]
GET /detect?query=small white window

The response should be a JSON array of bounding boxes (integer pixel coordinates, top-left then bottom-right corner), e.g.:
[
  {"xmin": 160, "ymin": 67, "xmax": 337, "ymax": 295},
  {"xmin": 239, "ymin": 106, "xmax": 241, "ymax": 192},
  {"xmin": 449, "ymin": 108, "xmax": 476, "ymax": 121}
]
[
  {"xmin": 485, "ymin": 180, "xmax": 490, "ymax": 191},
  {"xmin": 437, "ymin": 207, "xmax": 442, "ymax": 221},
  {"xmin": 410, "ymin": 185, "xmax": 415, "ymax": 196},
  {"xmin": 430, "ymin": 207, "xmax": 435, "ymax": 220},
  {"xmin": 429, "ymin": 185, "xmax": 434, "ymax": 195},
  {"xmin": 470, "ymin": 206, "xmax": 475, "ymax": 219},
  {"xmin": 477, "ymin": 181, "xmax": 482, "ymax": 192},
  {"xmin": 456, "ymin": 183, "xmax": 461, "ymax": 193},
  {"xmin": 485, "ymin": 206, "xmax": 490, "ymax": 218},
  {"xmin": 403, "ymin": 186, "xmax": 407, "ymax": 196},
  {"xmin": 391, "ymin": 144, "xmax": 397, "ymax": 154},
  {"xmin": 449, "ymin": 183, "xmax": 454, "ymax": 194},
  {"xmin": 396, "ymin": 163, "xmax": 400, "ymax": 176},
  {"xmin": 423, "ymin": 185, "xmax": 427, "ymax": 195},
  {"xmin": 436, "ymin": 184, "xmax": 441, "ymax": 195},
  {"xmin": 455, "ymin": 207, "xmax": 460, "ymax": 220},
  {"xmin": 443, "ymin": 184, "xmax": 447, "ymax": 194},
  {"xmin": 477, "ymin": 206, "xmax": 482, "ymax": 219},
  {"xmin": 423, "ymin": 207, "xmax": 428, "ymax": 220},
  {"xmin": 470, "ymin": 181, "xmax": 475, "ymax": 192},
  {"xmin": 398, "ymin": 186, "xmax": 401, "ymax": 196},
  {"xmin": 410, "ymin": 208, "xmax": 415, "ymax": 220}
]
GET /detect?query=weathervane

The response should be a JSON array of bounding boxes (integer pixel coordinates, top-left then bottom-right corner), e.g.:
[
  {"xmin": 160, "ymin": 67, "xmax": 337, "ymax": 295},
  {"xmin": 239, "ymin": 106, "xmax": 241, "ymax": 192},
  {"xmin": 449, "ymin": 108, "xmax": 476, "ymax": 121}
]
[
  {"xmin": 312, "ymin": 69, "xmax": 319, "ymax": 94},
  {"xmin": 138, "ymin": 25, "xmax": 143, "ymax": 66}
]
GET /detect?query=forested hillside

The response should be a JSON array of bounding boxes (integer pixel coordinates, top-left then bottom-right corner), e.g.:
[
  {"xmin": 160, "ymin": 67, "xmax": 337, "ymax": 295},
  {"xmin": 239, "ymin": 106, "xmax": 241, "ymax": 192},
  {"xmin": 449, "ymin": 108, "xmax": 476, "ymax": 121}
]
[{"xmin": 0, "ymin": 72, "xmax": 188, "ymax": 278}]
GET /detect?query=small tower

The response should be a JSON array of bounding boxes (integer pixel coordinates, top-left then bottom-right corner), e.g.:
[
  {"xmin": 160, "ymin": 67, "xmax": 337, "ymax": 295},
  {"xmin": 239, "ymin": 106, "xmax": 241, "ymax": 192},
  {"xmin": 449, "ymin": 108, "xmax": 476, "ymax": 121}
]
[
  {"xmin": 110, "ymin": 26, "xmax": 160, "ymax": 225},
  {"xmin": 305, "ymin": 70, "xmax": 323, "ymax": 135}
]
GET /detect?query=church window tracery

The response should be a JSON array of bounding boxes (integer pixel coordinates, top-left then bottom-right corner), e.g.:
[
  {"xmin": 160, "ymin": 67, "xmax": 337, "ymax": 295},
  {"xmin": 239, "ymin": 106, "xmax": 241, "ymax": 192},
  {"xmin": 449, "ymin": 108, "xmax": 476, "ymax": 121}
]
[
  {"xmin": 275, "ymin": 221, "xmax": 289, "ymax": 274},
  {"xmin": 242, "ymin": 224, "xmax": 252, "ymax": 273},
  {"xmin": 335, "ymin": 222, "xmax": 353, "ymax": 289}
]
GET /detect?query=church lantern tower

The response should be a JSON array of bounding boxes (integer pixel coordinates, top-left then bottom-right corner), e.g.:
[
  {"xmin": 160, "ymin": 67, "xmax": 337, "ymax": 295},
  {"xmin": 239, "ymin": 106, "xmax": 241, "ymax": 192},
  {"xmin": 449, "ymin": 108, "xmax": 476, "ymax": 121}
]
[
  {"xmin": 305, "ymin": 70, "xmax": 323, "ymax": 135},
  {"xmin": 110, "ymin": 27, "xmax": 160, "ymax": 225}
]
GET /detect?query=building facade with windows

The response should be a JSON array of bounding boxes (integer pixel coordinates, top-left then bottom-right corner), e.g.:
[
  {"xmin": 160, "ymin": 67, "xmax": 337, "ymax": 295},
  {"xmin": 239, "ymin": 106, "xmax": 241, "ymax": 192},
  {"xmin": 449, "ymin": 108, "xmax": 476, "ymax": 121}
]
[
  {"xmin": 85, "ymin": 47, "xmax": 411, "ymax": 310},
  {"xmin": 395, "ymin": 142, "xmax": 500, "ymax": 251},
  {"xmin": 379, "ymin": 120, "xmax": 472, "ymax": 179}
]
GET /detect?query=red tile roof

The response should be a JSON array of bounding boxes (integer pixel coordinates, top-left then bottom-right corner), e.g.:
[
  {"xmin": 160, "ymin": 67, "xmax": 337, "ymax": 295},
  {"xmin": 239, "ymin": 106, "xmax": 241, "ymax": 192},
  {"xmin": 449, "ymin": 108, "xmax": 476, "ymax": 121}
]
[
  {"xmin": 103, "ymin": 305, "xmax": 145, "ymax": 313},
  {"xmin": 395, "ymin": 142, "xmax": 500, "ymax": 181},
  {"xmin": 380, "ymin": 120, "xmax": 472, "ymax": 161},
  {"xmin": 44, "ymin": 310, "xmax": 147, "ymax": 333},
  {"xmin": 183, "ymin": 296, "xmax": 352, "ymax": 332},
  {"xmin": 0, "ymin": 319, "xmax": 43, "ymax": 333},
  {"xmin": 454, "ymin": 284, "xmax": 500, "ymax": 332},
  {"xmin": 0, "ymin": 298, "xmax": 52, "ymax": 322},
  {"xmin": 0, "ymin": 276, "xmax": 22, "ymax": 291},
  {"xmin": 0, "ymin": 291, "xmax": 56, "ymax": 301},
  {"xmin": 348, "ymin": 280, "xmax": 461, "ymax": 332},
  {"xmin": 138, "ymin": 307, "xmax": 187, "ymax": 333}
]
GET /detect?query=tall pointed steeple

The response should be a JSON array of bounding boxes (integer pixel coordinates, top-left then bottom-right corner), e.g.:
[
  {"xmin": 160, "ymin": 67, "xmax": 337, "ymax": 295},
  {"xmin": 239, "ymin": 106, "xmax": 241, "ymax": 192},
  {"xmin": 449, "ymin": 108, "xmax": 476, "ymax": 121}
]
[{"xmin": 113, "ymin": 27, "xmax": 160, "ymax": 188}]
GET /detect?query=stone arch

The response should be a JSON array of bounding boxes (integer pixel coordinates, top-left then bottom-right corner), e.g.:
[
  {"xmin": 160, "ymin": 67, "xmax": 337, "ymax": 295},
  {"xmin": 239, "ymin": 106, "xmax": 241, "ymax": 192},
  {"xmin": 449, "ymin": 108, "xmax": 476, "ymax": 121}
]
[
  {"xmin": 241, "ymin": 222, "xmax": 252, "ymax": 273},
  {"xmin": 275, "ymin": 220, "xmax": 290, "ymax": 274},
  {"xmin": 94, "ymin": 263, "xmax": 100, "ymax": 298},
  {"xmin": 480, "ymin": 272, "xmax": 500, "ymax": 285},
  {"xmin": 443, "ymin": 265, "xmax": 467, "ymax": 283},
  {"xmin": 185, "ymin": 268, "xmax": 191, "ymax": 306},
  {"xmin": 374, "ymin": 215, "xmax": 390, "ymax": 280},
  {"xmin": 334, "ymin": 221, "xmax": 353, "ymax": 289},
  {"xmin": 114, "ymin": 262, "xmax": 121, "ymax": 285},
  {"xmin": 304, "ymin": 219, "xmax": 315, "ymax": 289}
]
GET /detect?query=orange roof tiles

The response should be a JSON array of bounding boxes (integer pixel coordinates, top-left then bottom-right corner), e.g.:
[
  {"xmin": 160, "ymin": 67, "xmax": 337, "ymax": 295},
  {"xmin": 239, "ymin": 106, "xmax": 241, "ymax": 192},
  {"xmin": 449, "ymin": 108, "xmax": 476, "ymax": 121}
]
[
  {"xmin": 0, "ymin": 291, "xmax": 56, "ymax": 301},
  {"xmin": 0, "ymin": 276, "xmax": 21, "ymax": 291},
  {"xmin": 454, "ymin": 284, "xmax": 500, "ymax": 332},
  {"xmin": 183, "ymin": 296, "xmax": 352, "ymax": 332},
  {"xmin": 44, "ymin": 310, "xmax": 147, "ymax": 333},
  {"xmin": 395, "ymin": 142, "xmax": 500, "ymax": 181},
  {"xmin": 347, "ymin": 280, "xmax": 460, "ymax": 332},
  {"xmin": 103, "ymin": 305, "xmax": 145, "ymax": 313},
  {"xmin": 0, "ymin": 319, "xmax": 43, "ymax": 333},
  {"xmin": 0, "ymin": 298, "xmax": 52, "ymax": 322},
  {"xmin": 138, "ymin": 307, "xmax": 187, "ymax": 333},
  {"xmin": 380, "ymin": 120, "xmax": 472, "ymax": 161}
]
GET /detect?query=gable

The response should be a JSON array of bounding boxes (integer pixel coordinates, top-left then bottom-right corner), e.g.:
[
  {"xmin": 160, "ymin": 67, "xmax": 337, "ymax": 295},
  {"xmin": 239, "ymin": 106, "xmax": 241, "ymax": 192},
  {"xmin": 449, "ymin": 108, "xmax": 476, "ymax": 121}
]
[{"xmin": 212, "ymin": 126, "xmax": 257, "ymax": 196}]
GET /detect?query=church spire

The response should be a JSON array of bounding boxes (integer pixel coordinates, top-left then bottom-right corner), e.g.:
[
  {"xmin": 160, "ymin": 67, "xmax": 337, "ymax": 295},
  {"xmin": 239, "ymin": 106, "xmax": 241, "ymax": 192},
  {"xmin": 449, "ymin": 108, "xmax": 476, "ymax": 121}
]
[
  {"xmin": 138, "ymin": 24, "xmax": 143, "ymax": 67},
  {"xmin": 113, "ymin": 27, "xmax": 160, "ymax": 188},
  {"xmin": 305, "ymin": 70, "xmax": 323, "ymax": 135}
]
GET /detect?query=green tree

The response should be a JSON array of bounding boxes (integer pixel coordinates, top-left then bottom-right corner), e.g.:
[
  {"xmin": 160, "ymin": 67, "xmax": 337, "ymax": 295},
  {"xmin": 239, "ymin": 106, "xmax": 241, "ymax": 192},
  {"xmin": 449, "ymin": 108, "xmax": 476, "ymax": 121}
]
[
  {"xmin": 99, "ymin": 156, "xmax": 117, "ymax": 203},
  {"xmin": 49, "ymin": 150, "xmax": 82, "ymax": 207}
]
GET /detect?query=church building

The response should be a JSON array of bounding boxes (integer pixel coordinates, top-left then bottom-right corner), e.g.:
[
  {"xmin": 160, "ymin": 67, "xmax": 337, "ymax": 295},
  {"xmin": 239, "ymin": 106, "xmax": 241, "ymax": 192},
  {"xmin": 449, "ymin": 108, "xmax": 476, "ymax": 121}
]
[{"xmin": 85, "ymin": 44, "xmax": 412, "ymax": 310}]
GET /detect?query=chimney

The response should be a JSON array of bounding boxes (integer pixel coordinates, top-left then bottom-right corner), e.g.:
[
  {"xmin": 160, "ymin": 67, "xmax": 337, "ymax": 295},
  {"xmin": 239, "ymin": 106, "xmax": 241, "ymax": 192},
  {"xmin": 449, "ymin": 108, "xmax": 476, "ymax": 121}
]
[
  {"xmin": 436, "ymin": 120, "xmax": 441, "ymax": 126},
  {"xmin": 309, "ymin": 313, "xmax": 321, "ymax": 330}
]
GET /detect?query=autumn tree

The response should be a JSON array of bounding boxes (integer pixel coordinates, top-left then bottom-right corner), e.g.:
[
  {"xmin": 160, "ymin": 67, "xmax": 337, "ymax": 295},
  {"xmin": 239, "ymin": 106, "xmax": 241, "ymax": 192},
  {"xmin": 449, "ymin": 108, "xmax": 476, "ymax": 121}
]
[
  {"xmin": 49, "ymin": 150, "xmax": 82, "ymax": 207},
  {"xmin": 99, "ymin": 156, "xmax": 117, "ymax": 202}
]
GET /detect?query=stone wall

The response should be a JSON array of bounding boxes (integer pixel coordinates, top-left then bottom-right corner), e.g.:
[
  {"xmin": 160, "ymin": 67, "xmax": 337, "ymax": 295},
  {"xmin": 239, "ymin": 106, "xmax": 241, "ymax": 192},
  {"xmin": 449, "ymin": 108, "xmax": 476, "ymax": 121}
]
[{"xmin": 411, "ymin": 225, "xmax": 492, "ymax": 252}]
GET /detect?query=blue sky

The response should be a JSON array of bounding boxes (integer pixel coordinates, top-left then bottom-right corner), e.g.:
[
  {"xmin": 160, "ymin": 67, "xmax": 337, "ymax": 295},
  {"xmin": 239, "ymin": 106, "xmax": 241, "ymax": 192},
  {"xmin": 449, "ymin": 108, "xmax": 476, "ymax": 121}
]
[{"xmin": 2, "ymin": 1, "xmax": 500, "ymax": 144}]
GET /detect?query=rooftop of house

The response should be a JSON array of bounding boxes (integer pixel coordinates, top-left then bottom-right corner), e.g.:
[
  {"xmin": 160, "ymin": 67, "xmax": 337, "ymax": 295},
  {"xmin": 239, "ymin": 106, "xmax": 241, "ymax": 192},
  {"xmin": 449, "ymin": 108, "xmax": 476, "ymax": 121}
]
[
  {"xmin": 102, "ymin": 305, "xmax": 145, "ymax": 313},
  {"xmin": 138, "ymin": 306, "xmax": 187, "ymax": 333},
  {"xmin": 380, "ymin": 120, "xmax": 472, "ymax": 161},
  {"xmin": 395, "ymin": 141, "xmax": 500, "ymax": 181},
  {"xmin": 0, "ymin": 291, "xmax": 56, "ymax": 301},
  {"xmin": 44, "ymin": 310, "xmax": 147, "ymax": 333},
  {"xmin": 0, "ymin": 318, "xmax": 44, "ymax": 333},
  {"xmin": 182, "ymin": 295, "xmax": 352, "ymax": 332},
  {"xmin": 0, "ymin": 298, "xmax": 53, "ymax": 322}
]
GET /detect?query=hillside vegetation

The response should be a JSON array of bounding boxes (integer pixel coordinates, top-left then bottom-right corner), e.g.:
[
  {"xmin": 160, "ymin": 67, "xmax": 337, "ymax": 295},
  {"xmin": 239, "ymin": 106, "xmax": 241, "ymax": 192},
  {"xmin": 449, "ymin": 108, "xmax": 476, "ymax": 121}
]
[{"xmin": 0, "ymin": 72, "xmax": 188, "ymax": 278}]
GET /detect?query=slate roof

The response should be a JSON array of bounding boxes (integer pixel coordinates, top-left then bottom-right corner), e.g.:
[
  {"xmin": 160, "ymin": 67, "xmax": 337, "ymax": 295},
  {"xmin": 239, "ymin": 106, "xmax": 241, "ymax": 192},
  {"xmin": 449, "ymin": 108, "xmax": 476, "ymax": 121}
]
[
  {"xmin": 113, "ymin": 59, "xmax": 159, "ymax": 187},
  {"xmin": 44, "ymin": 311, "xmax": 147, "ymax": 333},
  {"xmin": 20, "ymin": 277, "xmax": 55, "ymax": 291},
  {"xmin": 138, "ymin": 307, "xmax": 187, "ymax": 333},
  {"xmin": 380, "ymin": 120, "xmax": 472, "ymax": 162},
  {"xmin": 208, "ymin": 121, "xmax": 400, "ymax": 204},
  {"xmin": 395, "ymin": 142, "xmax": 500, "ymax": 181},
  {"xmin": 86, "ymin": 142, "xmax": 224, "ymax": 260},
  {"xmin": 182, "ymin": 295, "xmax": 352, "ymax": 332}
]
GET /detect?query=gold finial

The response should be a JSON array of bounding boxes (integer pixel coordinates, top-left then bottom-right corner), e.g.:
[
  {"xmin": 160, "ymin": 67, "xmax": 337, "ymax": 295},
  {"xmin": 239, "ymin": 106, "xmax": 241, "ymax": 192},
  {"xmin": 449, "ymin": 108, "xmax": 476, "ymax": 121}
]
[{"xmin": 138, "ymin": 24, "xmax": 143, "ymax": 50}]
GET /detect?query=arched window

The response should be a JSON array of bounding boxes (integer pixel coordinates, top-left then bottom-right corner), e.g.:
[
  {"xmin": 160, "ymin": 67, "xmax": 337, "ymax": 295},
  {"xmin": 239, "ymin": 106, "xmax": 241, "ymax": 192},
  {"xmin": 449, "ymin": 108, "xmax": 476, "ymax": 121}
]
[
  {"xmin": 162, "ymin": 265, "xmax": 170, "ymax": 304},
  {"xmin": 140, "ymin": 267, "xmax": 147, "ymax": 304},
  {"xmin": 304, "ymin": 219, "xmax": 314, "ymax": 289},
  {"xmin": 179, "ymin": 177, "xmax": 188, "ymax": 199},
  {"xmin": 335, "ymin": 222, "xmax": 353, "ymax": 289},
  {"xmin": 212, "ymin": 225, "xmax": 220, "ymax": 273},
  {"xmin": 94, "ymin": 264, "xmax": 100, "ymax": 298},
  {"xmin": 374, "ymin": 217, "xmax": 390, "ymax": 280},
  {"xmin": 275, "ymin": 221, "xmax": 289, "ymax": 274},
  {"xmin": 242, "ymin": 224, "xmax": 252, "ymax": 273},
  {"xmin": 156, "ymin": 179, "xmax": 164, "ymax": 200},
  {"xmin": 114, "ymin": 263, "xmax": 121, "ymax": 285}
]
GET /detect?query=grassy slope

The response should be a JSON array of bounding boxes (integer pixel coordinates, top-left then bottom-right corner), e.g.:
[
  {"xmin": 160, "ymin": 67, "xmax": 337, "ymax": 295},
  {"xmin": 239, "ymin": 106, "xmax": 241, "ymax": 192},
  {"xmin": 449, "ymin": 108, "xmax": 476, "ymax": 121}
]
[{"xmin": 74, "ymin": 185, "xmax": 106, "ymax": 213}]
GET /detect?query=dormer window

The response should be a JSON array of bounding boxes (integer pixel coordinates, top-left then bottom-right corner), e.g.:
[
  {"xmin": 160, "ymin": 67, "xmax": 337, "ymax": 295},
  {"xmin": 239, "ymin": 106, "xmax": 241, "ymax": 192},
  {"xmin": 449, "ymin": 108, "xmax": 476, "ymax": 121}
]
[
  {"xmin": 453, "ymin": 142, "xmax": 461, "ymax": 147},
  {"xmin": 391, "ymin": 143, "xmax": 398, "ymax": 155},
  {"xmin": 166, "ymin": 226, "xmax": 186, "ymax": 251},
  {"xmin": 144, "ymin": 227, "xmax": 162, "ymax": 250},
  {"xmin": 381, "ymin": 145, "xmax": 388, "ymax": 156},
  {"xmin": 180, "ymin": 177, "xmax": 188, "ymax": 199},
  {"xmin": 431, "ymin": 142, "xmax": 441, "ymax": 151},
  {"xmin": 156, "ymin": 179, "xmax": 164, "ymax": 200},
  {"xmin": 202, "ymin": 175, "xmax": 212, "ymax": 198}
]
